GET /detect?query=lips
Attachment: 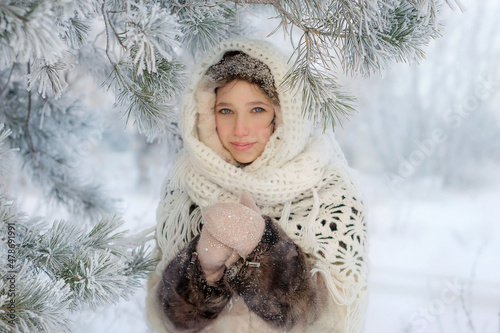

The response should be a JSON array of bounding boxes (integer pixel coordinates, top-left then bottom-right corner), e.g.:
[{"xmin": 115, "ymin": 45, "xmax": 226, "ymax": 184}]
[{"xmin": 231, "ymin": 142, "xmax": 255, "ymax": 152}]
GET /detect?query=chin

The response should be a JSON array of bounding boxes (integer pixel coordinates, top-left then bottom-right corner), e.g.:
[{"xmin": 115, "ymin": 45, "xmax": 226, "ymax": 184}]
[
  {"xmin": 233, "ymin": 153, "xmax": 258, "ymax": 164},
  {"xmin": 235, "ymin": 157, "xmax": 255, "ymax": 164}
]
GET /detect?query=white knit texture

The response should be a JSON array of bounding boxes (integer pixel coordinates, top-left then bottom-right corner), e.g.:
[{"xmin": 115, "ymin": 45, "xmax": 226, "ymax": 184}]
[{"xmin": 154, "ymin": 39, "xmax": 368, "ymax": 332}]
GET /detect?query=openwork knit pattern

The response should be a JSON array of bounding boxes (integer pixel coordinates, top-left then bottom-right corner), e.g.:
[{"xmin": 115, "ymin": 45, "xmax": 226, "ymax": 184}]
[{"xmin": 154, "ymin": 39, "xmax": 368, "ymax": 332}]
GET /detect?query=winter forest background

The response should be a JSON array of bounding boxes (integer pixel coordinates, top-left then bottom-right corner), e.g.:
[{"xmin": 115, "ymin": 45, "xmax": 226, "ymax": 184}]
[{"xmin": 1, "ymin": 0, "xmax": 499, "ymax": 332}]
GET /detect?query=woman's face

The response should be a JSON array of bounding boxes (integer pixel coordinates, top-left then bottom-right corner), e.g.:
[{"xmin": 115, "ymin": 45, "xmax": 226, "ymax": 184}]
[{"xmin": 215, "ymin": 79, "xmax": 275, "ymax": 164}]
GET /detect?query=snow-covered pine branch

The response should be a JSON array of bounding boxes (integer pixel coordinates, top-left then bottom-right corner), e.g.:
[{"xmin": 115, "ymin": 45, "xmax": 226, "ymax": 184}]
[
  {"xmin": 101, "ymin": 0, "xmax": 188, "ymax": 140},
  {"xmin": 1, "ymin": 0, "xmax": 461, "ymax": 144},
  {"xmin": 0, "ymin": 264, "xmax": 73, "ymax": 333},
  {"xmin": 26, "ymin": 59, "xmax": 71, "ymax": 99},
  {"xmin": 0, "ymin": 2, "xmax": 67, "ymax": 68},
  {"xmin": 110, "ymin": 56, "xmax": 186, "ymax": 140},
  {"xmin": 282, "ymin": 51, "xmax": 356, "ymax": 129},
  {"xmin": 0, "ymin": 185, "xmax": 157, "ymax": 332},
  {"xmin": 260, "ymin": 0, "xmax": 455, "ymax": 127},
  {"xmin": 0, "ymin": 1, "xmax": 113, "ymax": 218},
  {"xmin": 172, "ymin": 0, "xmax": 240, "ymax": 53},
  {"xmin": 1, "ymin": 69, "xmax": 114, "ymax": 220},
  {"xmin": 0, "ymin": 124, "xmax": 15, "ymax": 177}
]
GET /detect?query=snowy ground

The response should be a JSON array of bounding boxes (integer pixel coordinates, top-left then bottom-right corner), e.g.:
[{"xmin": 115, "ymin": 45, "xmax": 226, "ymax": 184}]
[{"xmin": 362, "ymin": 173, "xmax": 500, "ymax": 332}]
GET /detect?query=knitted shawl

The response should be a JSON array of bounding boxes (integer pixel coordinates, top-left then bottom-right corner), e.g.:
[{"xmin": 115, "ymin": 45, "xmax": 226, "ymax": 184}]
[{"xmin": 155, "ymin": 39, "xmax": 367, "ymax": 332}]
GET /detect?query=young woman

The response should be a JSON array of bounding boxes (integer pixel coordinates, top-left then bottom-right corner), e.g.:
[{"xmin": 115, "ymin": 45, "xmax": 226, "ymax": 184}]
[{"xmin": 146, "ymin": 39, "xmax": 368, "ymax": 333}]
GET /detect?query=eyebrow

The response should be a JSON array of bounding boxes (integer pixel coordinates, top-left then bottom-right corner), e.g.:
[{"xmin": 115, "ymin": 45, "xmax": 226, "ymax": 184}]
[
  {"xmin": 215, "ymin": 101, "xmax": 272, "ymax": 108},
  {"xmin": 215, "ymin": 102, "xmax": 232, "ymax": 108}
]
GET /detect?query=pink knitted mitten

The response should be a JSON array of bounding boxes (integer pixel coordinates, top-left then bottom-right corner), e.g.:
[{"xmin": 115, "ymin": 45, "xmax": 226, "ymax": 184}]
[
  {"xmin": 202, "ymin": 191, "xmax": 265, "ymax": 258},
  {"xmin": 196, "ymin": 228, "xmax": 236, "ymax": 284}
]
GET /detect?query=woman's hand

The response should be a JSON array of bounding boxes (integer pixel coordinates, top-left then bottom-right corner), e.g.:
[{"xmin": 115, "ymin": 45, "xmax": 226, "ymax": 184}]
[{"xmin": 196, "ymin": 228, "xmax": 236, "ymax": 284}]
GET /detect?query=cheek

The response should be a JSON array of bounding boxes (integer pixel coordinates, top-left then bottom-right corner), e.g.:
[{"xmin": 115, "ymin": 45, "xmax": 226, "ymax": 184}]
[
  {"xmin": 215, "ymin": 118, "xmax": 230, "ymax": 142},
  {"xmin": 255, "ymin": 123, "xmax": 274, "ymax": 143}
]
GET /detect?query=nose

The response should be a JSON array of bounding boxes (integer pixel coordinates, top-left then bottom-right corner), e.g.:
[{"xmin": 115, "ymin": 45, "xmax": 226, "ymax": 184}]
[{"xmin": 234, "ymin": 114, "xmax": 249, "ymax": 137}]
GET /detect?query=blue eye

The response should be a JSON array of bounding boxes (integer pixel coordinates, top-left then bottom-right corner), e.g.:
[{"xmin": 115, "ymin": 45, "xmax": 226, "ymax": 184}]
[
  {"xmin": 218, "ymin": 108, "xmax": 232, "ymax": 115},
  {"xmin": 252, "ymin": 107, "xmax": 265, "ymax": 113}
]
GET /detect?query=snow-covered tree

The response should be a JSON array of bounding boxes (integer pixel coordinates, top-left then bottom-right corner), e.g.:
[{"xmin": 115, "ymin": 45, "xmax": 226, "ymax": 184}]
[
  {"xmin": 0, "ymin": 204, "xmax": 156, "ymax": 332},
  {"xmin": 338, "ymin": 0, "xmax": 500, "ymax": 189},
  {"xmin": 1, "ymin": 125, "xmax": 157, "ymax": 332},
  {"xmin": 1, "ymin": 0, "xmax": 461, "ymax": 332}
]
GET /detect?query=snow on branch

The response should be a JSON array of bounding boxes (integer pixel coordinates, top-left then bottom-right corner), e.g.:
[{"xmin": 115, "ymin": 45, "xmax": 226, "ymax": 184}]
[
  {"xmin": 0, "ymin": 188, "xmax": 157, "ymax": 332},
  {"xmin": 102, "ymin": 0, "xmax": 188, "ymax": 140},
  {"xmin": 173, "ymin": 0, "xmax": 240, "ymax": 53},
  {"xmin": 0, "ymin": 124, "xmax": 15, "ymax": 177},
  {"xmin": 0, "ymin": 3, "xmax": 67, "ymax": 68},
  {"xmin": 121, "ymin": 2, "xmax": 179, "ymax": 74},
  {"xmin": 1, "ymin": 70, "xmax": 115, "ymax": 220},
  {"xmin": 26, "ymin": 59, "xmax": 72, "ymax": 99},
  {"xmin": 224, "ymin": 0, "xmax": 461, "ymax": 127}
]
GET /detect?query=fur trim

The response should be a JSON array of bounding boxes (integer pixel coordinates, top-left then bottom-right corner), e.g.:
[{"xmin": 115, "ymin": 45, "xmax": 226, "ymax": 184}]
[
  {"xmin": 156, "ymin": 236, "xmax": 232, "ymax": 332},
  {"xmin": 226, "ymin": 217, "xmax": 325, "ymax": 330},
  {"xmin": 146, "ymin": 272, "xmax": 171, "ymax": 333},
  {"xmin": 205, "ymin": 51, "xmax": 279, "ymax": 103},
  {"xmin": 195, "ymin": 76, "xmax": 236, "ymax": 165}
]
